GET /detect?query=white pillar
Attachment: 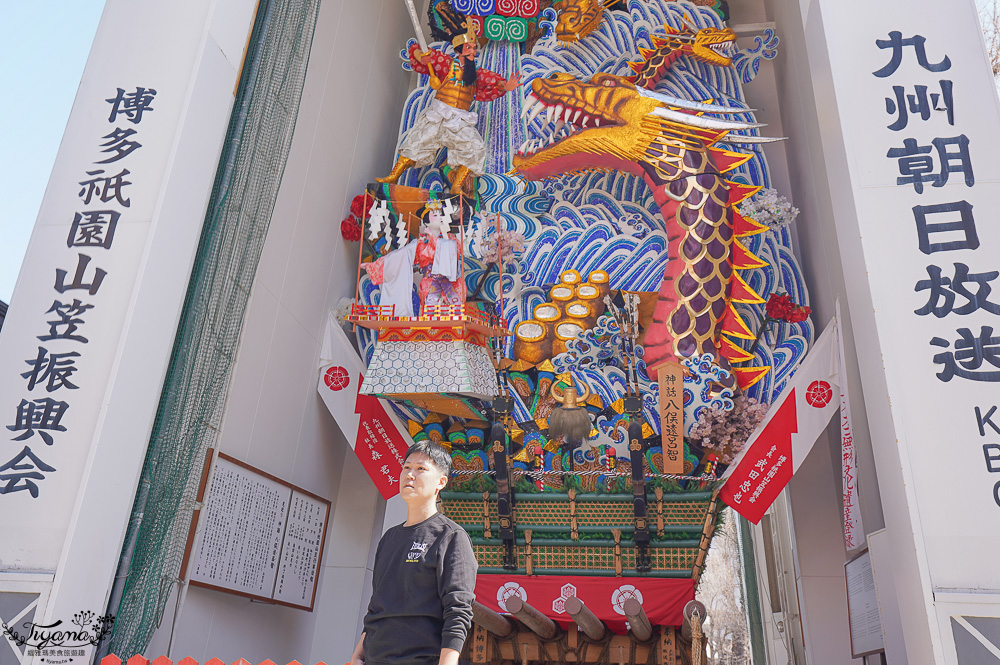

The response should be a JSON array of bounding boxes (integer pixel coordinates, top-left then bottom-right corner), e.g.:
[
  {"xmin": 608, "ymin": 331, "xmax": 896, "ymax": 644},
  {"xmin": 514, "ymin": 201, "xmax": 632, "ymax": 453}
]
[
  {"xmin": 0, "ymin": 0, "xmax": 258, "ymax": 653},
  {"xmin": 778, "ymin": 0, "xmax": 1000, "ymax": 661}
]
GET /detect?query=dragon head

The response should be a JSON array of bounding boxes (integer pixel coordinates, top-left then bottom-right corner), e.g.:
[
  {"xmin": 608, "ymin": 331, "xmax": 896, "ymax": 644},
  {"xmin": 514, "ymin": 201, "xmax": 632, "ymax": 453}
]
[
  {"xmin": 513, "ymin": 72, "xmax": 761, "ymax": 181},
  {"xmin": 513, "ymin": 73, "xmax": 658, "ymax": 180},
  {"xmin": 628, "ymin": 26, "xmax": 738, "ymax": 88},
  {"xmin": 677, "ymin": 26, "xmax": 738, "ymax": 67}
]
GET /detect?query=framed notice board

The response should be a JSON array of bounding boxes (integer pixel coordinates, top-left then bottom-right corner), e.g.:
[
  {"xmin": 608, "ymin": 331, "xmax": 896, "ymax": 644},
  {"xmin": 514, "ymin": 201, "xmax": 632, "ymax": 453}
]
[
  {"xmin": 185, "ymin": 452, "xmax": 331, "ymax": 610},
  {"xmin": 845, "ymin": 548, "xmax": 885, "ymax": 658}
]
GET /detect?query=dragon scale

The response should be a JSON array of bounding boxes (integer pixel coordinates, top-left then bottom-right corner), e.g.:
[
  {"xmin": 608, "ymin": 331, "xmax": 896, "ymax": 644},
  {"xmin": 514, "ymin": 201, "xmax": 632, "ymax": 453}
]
[{"xmin": 642, "ymin": 146, "xmax": 737, "ymax": 369}]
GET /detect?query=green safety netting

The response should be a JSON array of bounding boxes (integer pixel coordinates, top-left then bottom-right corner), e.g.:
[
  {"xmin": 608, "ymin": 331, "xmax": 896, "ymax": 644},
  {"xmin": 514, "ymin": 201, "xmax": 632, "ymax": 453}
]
[{"xmin": 103, "ymin": 0, "xmax": 321, "ymax": 656}]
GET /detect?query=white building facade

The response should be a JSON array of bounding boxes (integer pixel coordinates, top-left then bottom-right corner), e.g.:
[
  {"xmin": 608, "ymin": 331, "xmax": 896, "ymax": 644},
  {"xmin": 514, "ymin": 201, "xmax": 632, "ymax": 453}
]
[{"xmin": 0, "ymin": 0, "xmax": 998, "ymax": 664}]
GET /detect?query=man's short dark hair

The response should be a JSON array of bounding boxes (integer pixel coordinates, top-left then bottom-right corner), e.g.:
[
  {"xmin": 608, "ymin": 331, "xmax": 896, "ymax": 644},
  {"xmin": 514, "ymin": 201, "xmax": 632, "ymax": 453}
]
[{"xmin": 405, "ymin": 440, "xmax": 453, "ymax": 481}]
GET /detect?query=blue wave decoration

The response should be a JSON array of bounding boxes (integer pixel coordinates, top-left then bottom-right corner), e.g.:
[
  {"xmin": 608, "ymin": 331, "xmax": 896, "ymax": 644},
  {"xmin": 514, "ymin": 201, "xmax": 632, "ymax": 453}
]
[
  {"xmin": 733, "ymin": 28, "xmax": 780, "ymax": 84},
  {"xmin": 361, "ymin": 0, "xmax": 812, "ymax": 427}
]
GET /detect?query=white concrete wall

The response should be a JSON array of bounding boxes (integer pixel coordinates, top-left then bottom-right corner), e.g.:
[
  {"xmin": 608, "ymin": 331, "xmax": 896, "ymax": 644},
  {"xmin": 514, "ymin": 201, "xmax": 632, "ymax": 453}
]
[
  {"xmin": 787, "ymin": 427, "xmax": 856, "ymax": 664},
  {"xmin": 727, "ymin": 0, "xmax": 894, "ymax": 661},
  {"xmin": 760, "ymin": 0, "xmax": 876, "ymax": 653},
  {"xmin": 145, "ymin": 1, "xmax": 414, "ymax": 662},
  {"xmin": 756, "ymin": 0, "xmax": 1000, "ymax": 662}
]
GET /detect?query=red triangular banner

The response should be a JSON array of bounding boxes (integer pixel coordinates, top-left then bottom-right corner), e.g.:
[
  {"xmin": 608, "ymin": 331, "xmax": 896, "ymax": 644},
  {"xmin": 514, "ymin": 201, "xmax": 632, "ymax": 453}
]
[{"xmin": 719, "ymin": 390, "xmax": 797, "ymax": 522}]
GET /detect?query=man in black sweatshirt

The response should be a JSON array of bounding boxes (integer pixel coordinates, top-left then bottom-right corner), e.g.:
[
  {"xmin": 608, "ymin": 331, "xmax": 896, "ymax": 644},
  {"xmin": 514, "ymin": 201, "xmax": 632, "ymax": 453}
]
[{"xmin": 350, "ymin": 441, "xmax": 477, "ymax": 665}]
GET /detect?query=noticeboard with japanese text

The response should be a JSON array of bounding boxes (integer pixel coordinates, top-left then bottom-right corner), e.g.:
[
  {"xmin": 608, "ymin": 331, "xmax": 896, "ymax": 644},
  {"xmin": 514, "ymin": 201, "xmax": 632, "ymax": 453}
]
[
  {"xmin": 824, "ymin": 3, "xmax": 1000, "ymax": 591},
  {"xmin": 845, "ymin": 549, "xmax": 885, "ymax": 658},
  {"xmin": 188, "ymin": 454, "xmax": 330, "ymax": 611}
]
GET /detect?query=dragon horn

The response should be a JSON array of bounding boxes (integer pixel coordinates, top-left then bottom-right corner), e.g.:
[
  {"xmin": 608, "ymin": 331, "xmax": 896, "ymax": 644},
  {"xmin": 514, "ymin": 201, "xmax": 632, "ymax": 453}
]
[
  {"xmin": 720, "ymin": 135, "xmax": 788, "ymax": 144},
  {"xmin": 635, "ymin": 87, "xmax": 755, "ymax": 114},
  {"xmin": 650, "ymin": 107, "xmax": 766, "ymax": 131}
]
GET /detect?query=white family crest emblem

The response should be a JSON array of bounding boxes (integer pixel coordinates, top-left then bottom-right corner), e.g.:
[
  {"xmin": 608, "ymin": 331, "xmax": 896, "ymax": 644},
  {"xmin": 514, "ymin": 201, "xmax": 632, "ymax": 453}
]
[
  {"xmin": 611, "ymin": 584, "xmax": 643, "ymax": 615},
  {"xmin": 496, "ymin": 582, "xmax": 527, "ymax": 612},
  {"xmin": 551, "ymin": 583, "xmax": 577, "ymax": 614}
]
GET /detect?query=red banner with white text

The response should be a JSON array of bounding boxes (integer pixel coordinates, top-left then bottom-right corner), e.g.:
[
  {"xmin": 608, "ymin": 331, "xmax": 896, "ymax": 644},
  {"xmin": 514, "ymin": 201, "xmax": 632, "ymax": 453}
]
[{"xmin": 720, "ymin": 318, "xmax": 841, "ymax": 523}]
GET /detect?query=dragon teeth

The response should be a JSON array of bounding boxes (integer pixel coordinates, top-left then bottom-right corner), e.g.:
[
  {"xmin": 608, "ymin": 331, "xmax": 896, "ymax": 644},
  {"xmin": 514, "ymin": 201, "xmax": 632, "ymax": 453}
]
[
  {"xmin": 563, "ymin": 107, "xmax": 573, "ymax": 122},
  {"xmin": 518, "ymin": 139, "xmax": 530, "ymax": 154},
  {"xmin": 520, "ymin": 97, "xmax": 536, "ymax": 119},
  {"xmin": 526, "ymin": 101, "xmax": 544, "ymax": 124},
  {"xmin": 545, "ymin": 106, "xmax": 557, "ymax": 124},
  {"xmin": 572, "ymin": 109, "xmax": 582, "ymax": 123},
  {"xmin": 554, "ymin": 119, "xmax": 565, "ymax": 134},
  {"xmin": 581, "ymin": 116, "xmax": 590, "ymax": 127}
]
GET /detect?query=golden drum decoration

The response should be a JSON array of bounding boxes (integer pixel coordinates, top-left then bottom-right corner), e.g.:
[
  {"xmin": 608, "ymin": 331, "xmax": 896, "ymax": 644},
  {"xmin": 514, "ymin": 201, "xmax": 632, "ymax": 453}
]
[
  {"xmin": 550, "ymin": 285, "xmax": 575, "ymax": 313},
  {"xmin": 553, "ymin": 321, "xmax": 584, "ymax": 355},
  {"xmin": 566, "ymin": 299, "xmax": 596, "ymax": 329},
  {"xmin": 513, "ymin": 320, "xmax": 550, "ymax": 365},
  {"xmin": 560, "ymin": 269, "xmax": 583, "ymax": 285}
]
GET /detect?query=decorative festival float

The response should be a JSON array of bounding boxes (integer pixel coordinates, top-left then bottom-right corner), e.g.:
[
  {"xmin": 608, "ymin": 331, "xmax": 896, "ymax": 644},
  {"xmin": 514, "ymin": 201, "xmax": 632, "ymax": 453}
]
[{"xmin": 337, "ymin": 0, "xmax": 812, "ymax": 661}]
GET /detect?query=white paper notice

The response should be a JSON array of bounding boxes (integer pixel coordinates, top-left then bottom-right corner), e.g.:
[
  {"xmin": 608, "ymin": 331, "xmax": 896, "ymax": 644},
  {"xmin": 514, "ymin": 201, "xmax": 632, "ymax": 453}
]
[
  {"xmin": 273, "ymin": 491, "xmax": 329, "ymax": 606},
  {"xmin": 190, "ymin": 457, "xmax": 289, "ymax": 597},
  {"xmin": 845, "ymin": 551, "xmax": 885, "ymax": 657}
]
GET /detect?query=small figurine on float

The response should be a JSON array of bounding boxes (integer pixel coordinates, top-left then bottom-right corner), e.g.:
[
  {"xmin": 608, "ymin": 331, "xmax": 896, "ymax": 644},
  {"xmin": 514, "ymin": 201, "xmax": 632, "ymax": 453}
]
[
  {"xmin": 360, "ymin": 205, "xmax": 465, "ymax": 317},
  {"xmin": 377, "ymin": 9, "xmax": 521, "ymax": 195}
]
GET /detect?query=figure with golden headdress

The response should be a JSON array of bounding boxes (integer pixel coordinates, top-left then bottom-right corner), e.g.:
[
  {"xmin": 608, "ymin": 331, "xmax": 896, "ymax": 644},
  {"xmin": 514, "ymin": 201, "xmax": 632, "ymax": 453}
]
[{"xmin": 377, "ymin": 18, "xmax": 521, "ymax": 195}]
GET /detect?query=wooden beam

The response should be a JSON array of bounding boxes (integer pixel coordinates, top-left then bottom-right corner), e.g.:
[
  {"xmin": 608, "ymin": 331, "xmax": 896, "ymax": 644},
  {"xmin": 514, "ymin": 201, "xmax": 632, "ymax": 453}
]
[
  {"xmin": 659, "ymin": 626, "xmax": 677, "ymax": 665},
  {"xmin": 473, "ymin": 601, "xmax": 514, "ymax": 637},
  {"xmin": 567, "ymin": 623, "xmax": 579, "ymax": 661},
  {"xmin": 622, "ymin": 597, "xmax": 652, "ymax": 641},
  {"xmin": 691, "ymin": 490, "xmax": 720, "ymax": 583},
  {"xmin": 506, "ymin": 595, "xmax": 558, "ymax": 639},
  {"xmin": 471, "ymin": 624, "xmax": 490, "ymax": 663},
  {"xmin": 564, "ymin": 596, "xmax": 606, "ymax": 640},
  {"xmin": 494, "ymin": 630, "xmax": 653, "ymax": 663}
]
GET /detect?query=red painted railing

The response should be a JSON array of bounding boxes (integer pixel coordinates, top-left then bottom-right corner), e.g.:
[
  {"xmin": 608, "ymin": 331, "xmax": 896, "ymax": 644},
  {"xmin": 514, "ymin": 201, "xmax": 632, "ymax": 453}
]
[
  {"xmin": 348, "ymin": 302, "xmax": 507, "ymax": 330},
  {"xmin": 350, "ymin": 303, "xmax": 396, "ymax": 319}
]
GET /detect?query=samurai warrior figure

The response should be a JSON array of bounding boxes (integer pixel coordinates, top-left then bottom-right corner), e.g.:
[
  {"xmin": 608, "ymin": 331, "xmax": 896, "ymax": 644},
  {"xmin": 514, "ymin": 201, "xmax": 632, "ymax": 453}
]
[{"xmin": 377, "ymin": 17, "xmax": 521, "ymax": 195}]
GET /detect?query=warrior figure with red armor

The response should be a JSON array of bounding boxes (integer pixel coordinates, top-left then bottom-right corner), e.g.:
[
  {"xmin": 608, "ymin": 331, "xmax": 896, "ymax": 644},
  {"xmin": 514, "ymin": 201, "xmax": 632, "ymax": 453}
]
[{"xmin": 377, "ymin": 21, "xmax": 521, "ymax": 194}]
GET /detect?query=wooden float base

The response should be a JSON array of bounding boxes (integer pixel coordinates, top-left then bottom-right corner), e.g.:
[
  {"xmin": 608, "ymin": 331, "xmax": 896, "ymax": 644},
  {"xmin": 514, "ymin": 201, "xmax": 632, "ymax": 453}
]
[{"xmin": 463, "ymin": 625, "xmax": 704, "ymax": 665}]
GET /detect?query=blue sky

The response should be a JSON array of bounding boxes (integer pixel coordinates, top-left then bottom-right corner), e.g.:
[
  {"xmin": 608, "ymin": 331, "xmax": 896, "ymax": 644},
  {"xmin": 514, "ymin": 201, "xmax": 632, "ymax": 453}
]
[{"xmin": 0, "ymin": 2, "xmax": 107, "ymax": 303}]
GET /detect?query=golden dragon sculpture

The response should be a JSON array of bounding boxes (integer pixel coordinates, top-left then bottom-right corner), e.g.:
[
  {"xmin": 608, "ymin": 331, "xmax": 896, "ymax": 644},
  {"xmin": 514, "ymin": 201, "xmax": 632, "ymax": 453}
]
[
  {"xmin": 628, "ymin": 24, "xmax": 737, "ymax": 88},
  {"xmin": 512, "ymin": 72, "xmax": 773, "ymax": 389}
]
